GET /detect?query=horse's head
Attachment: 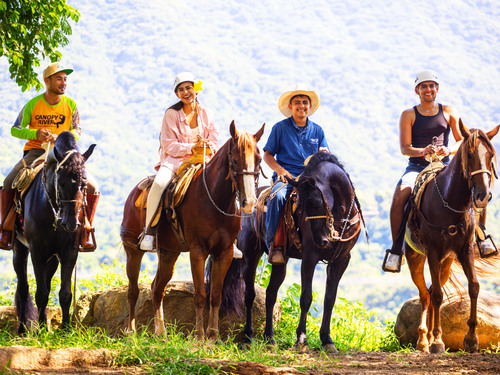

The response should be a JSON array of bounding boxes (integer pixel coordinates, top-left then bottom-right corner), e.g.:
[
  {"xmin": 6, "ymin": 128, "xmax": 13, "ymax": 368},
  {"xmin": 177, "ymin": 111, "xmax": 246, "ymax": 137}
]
[
  {"xmin": 287, "ymin": 152, "xmax": 355, "ymax": 249},
  {"xmin": 459, "ymin": 120, "xmax": 499, "ymax": 208},
  {"xmin": 228, "ymin": 121, "xmax": 265, "ymax": 213},
  {"xmin": 47, "ymin": 131, "xmax": 96, "ymax": 232},
  {"xmin": 288, "ymin": 175, "xmax": 334, "ymax": 248}
]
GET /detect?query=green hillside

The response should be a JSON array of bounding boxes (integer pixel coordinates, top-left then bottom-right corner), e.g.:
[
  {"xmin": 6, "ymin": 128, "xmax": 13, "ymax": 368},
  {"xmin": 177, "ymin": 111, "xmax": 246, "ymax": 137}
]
[{"xmin": 0, "ymin": 0, "xmax": 499, "ymax": 321}]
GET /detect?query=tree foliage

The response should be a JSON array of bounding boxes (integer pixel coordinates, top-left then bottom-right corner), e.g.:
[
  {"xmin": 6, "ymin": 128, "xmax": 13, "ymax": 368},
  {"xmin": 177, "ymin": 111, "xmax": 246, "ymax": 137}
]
[{"xmin": 0, "ymin": 0, "xmax": 79, "ymax": 91}]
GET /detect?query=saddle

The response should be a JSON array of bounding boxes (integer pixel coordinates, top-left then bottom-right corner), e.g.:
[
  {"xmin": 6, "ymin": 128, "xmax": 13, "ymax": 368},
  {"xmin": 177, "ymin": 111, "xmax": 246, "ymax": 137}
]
[
  {"xmin": 135, "ymin": 150, "xmax": 210, "ymax": 249},
  {"xmin": 405, "ymin": 162, "xmax": 468, "ymax": 256},
  {"xmin": 256, "ymin": 186, "xmax": 302, "ymax": 259}
]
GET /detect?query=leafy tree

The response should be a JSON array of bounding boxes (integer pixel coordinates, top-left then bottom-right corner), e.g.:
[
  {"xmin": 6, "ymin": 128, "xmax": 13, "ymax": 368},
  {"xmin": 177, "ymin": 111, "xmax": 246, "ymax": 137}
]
[{"xmin": 0, "ymin": 0, "xmax": 79, "ymax": 91}]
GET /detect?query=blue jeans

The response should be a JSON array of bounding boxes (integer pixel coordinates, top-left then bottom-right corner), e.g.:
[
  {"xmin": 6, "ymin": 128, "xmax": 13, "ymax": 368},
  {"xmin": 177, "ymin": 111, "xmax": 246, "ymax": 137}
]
[
  {"xmin": 265, "ymin": 179, "xmax": 294, "ymax": 248},
  {"xmin": 397, "ymin": 162, "xmax": 427, "ymax": 188}
]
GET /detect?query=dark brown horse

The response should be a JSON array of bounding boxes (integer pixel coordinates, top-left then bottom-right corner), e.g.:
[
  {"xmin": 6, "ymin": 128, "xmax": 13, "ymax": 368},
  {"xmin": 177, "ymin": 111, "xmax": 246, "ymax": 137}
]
[
  {"xmin": 234, "ymin": 152, "xmax": 366, "ymax": 352},
  {"xmin": 405, "ymin": 120, "xmax": 499, "ymax": 353},
  {"xmin": 121, "ymin": 121, "xmax": 264, "ymax": 340},
  {"xmin": 13, "ymin": 131, "xmax": 95, "ymax": 333}
]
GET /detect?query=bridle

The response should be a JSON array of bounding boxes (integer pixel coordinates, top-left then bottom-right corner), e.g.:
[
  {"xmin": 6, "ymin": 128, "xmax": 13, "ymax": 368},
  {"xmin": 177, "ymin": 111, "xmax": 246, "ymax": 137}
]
[
  {"xmin": 431, "ymin": 134, "xmax": 497, "ymax": 214},
  {"xmin": 42, "ymin": 149, "xmax": 85, "ymax": 229},
  {"xmin": 202, "ymin": 138, "xmax": 262, "ymax": 217},
  {"xmin": 302, "ymin": 182, "xmax": 361, "ymax": 243}
]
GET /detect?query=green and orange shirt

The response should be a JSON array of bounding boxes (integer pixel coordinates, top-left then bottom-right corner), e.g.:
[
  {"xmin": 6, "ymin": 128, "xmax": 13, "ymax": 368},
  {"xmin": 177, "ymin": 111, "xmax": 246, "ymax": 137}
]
[{"xmin": 11, "ymin": 94, "xmax": 81, "ymax": 151}]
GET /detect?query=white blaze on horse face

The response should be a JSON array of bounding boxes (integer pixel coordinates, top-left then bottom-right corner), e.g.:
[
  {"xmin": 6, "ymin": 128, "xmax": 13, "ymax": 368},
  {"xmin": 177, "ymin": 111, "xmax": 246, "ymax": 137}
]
[
  {"xmin": 241, "ymin": 146, "xmax": 257, "ymax": 213},
  {"xmin": 474, "ymin": 142, "xmax": 491, "ymax": 206}
]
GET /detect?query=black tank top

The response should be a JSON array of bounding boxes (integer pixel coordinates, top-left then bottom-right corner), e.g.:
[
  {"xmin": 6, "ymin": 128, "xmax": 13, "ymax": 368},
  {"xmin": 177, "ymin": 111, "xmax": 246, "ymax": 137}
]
[{"xmin": 409, "ymin": 104, "xmax": 450, "ymax": 166}]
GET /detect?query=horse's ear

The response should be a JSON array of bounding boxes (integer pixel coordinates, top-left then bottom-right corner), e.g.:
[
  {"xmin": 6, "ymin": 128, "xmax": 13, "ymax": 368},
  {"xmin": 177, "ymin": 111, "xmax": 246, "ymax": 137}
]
[
  {"xmin": 229, "ymin": 120, "xmax": 239, "ymax": 139},
  {"xmin": 253, "ymin": 123, "xmax": 265, "ymax": 142},
  {"xmin": 486, "ymin": 125, "xmax": 500, "ymax": 140},
  {"xmin": 459, "ymin": 118, "xmax": 471, "ymax": 139},
  {"xmin": 285, "ymin": 175, "xmax": 299, "ymax": 187},
  {"xmin": 53, "ymin": 146, "xmax": 63, "ymax": 161},
  {"xmin": 82, "ymin": 144, "xmax": 96, "ymax": 161}
]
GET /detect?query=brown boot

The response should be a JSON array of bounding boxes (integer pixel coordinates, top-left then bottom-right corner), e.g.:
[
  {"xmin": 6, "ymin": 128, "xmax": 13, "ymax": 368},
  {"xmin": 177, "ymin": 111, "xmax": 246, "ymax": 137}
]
[
  {"xmin": 0, "ymin": 187, "xmax": 15, "ymax": 250},
  {"xmin": 269, "ymin": 214, "xmax": 286, "ymax": 265},
  {"xmin": 80, "ymin": 192, "xmax": 100, "ymax": 252},
  {"xmin": 269, "ymin": 244, "xmax": 285, "ymax": 265}
]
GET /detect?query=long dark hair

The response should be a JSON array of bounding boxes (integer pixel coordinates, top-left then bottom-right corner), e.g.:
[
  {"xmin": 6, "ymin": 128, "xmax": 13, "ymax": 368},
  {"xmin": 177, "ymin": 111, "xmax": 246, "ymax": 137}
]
[{"xmin": 167, "ymin": 101, "xmax": 184, "ymax": 111}]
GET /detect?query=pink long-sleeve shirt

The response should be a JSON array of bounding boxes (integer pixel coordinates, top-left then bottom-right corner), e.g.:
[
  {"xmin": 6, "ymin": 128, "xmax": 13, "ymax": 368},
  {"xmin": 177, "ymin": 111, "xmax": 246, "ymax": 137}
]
[{"xmin": 156, "ymin": 103, "xmax": 219, "ymax": 171}]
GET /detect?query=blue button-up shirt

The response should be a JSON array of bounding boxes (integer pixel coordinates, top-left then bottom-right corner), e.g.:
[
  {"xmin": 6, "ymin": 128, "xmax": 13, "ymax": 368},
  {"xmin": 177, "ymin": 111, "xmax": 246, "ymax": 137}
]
[{"xmin": 264, "ymin": 117, "xmax": 329, "ymax": 177}]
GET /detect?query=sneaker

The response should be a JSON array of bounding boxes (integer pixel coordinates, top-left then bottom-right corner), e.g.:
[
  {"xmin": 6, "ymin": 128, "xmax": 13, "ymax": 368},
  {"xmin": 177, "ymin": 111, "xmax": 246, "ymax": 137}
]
[
  {"xmin": 382, "ymin": 251, "xmax": 402, "ymax": 273},
  {"xmin": 233, "ymin": 248, "xmax": 243, "ymax": 258},
  {"xmin": 140, "ymin": 234, "xmax": 155, "ymax": 252},
  {"xmin": 478, "ymin": 239, "xmax": 498, "ymax": 258}
]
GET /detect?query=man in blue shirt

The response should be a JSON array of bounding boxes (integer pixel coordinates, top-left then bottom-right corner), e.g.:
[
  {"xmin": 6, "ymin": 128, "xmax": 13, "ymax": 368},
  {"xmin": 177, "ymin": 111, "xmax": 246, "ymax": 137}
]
[{"xmin": 263, "ymin": 85, "xmax": 329, "ymax": 264}]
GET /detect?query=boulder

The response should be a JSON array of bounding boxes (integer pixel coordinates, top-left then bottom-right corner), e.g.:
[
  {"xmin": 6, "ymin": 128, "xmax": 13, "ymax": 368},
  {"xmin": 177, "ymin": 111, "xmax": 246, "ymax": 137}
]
[
  {"xmin": 73, "ymin": 281, "xmax": 280, "ymax": 341},
  {"xmin": 395, "ymin": 290, "xmax": 500, "ymax": 351},
  {"xmin": 0, "ymin": 306, "xmax": 62, "ymax": 334}
]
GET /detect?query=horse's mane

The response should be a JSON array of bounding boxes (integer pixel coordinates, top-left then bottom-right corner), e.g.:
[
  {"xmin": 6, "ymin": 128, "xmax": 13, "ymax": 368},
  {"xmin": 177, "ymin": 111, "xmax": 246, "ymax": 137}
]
[
  {"xmin": 47, "ymin": 131, "xmax": 86, "ymax": 179},
  {"xmin": 302, "ymin": 152, "xmax": 348, "ymax": 180},
  {"xmin": 460, "ymin": 128, "xmax": 497, "ymax": 181},
  {"xmin": 237, "ymin": 130, "xmax": 257, "ymax": 167}
]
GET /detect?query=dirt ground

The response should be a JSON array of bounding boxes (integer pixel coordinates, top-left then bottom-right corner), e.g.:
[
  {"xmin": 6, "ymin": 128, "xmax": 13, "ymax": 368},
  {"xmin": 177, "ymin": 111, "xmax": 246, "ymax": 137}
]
[{"xmin": 0, "ymin": 346, "xmax": 499, "ymax": 374}]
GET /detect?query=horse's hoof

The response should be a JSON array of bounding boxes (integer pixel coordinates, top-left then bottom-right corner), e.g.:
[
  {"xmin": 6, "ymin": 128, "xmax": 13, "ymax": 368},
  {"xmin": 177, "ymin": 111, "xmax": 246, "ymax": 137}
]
[
  {"xmin": 430, "ymin": 342, "xmax": 445, "ymax": 354},
  {"xmin": 416, "ymin": 343, "xmax": 429, "ymax": 353},
  {"xmin": 322, "ymin": 343, "xmax": 338, "ymax": 354},
  {"xmin": 293, "ymin": 343, "xmax": 309, "ymax": 353},
  {"xmin": 464, "ymin": 336, "xmax": 479, "ymax": 353}
]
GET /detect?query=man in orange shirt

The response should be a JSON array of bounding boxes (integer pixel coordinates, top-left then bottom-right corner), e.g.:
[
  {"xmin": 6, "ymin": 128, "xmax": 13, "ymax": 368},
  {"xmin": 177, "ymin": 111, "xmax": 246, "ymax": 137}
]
[{"xmin": 0, "ymin": 62, "xmax": 99, "ymax": 251}]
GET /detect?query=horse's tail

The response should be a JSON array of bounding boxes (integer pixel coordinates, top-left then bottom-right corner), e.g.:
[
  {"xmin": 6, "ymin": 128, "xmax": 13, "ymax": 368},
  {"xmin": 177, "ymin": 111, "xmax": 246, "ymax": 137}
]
[
  {"xmin": 205, "ymin": 257, "xmax": 245, "ymax": 317},
  {"xmin": 15, "ymin": 292, "xmax": 37, "ymax": 330},
  {"xmin": 445, "ymin": 249, "xmax": 500, "ymax": 298}
]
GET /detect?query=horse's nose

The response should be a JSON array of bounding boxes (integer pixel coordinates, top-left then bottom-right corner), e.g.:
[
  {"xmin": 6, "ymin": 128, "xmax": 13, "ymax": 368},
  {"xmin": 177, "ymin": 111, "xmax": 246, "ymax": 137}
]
[{"xmin": 474, "ymin": 190, "xmax": 490, "ymax": 207}]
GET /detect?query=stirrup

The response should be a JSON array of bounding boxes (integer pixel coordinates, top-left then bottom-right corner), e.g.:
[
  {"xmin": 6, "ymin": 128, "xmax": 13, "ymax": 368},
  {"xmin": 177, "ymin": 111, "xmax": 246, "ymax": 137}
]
[
  {"xmin": 477, "ymin": 235, "xmax": 498, "ymax": 258},
  {"xmin": 382, "ymin": 249, "xmax": 402, "ymax": 273}
]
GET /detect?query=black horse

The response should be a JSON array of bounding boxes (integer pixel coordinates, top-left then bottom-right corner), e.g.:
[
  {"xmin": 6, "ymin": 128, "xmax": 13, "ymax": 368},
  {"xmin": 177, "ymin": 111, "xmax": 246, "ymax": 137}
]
[
  {"xmin": 13, "ymin": 131, "xmax": 95, "ymax": 334},
  {"xmin": 234, "ymin": 152, "xmax": 366, "ymax": 352}
]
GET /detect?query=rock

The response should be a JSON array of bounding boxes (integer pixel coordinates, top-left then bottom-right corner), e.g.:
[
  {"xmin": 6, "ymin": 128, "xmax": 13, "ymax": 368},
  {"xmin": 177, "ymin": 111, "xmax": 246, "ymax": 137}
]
[
  {"xmin": 73, "ymin": 281, "xmax": 280, "ymax": 341},
  {"xmin": 395, "ymin": 290, "xmax": 500, "ymax": 351},
  {"xmin": 0, "ymin": 306, "xmax": 62, "ymax": 334}
]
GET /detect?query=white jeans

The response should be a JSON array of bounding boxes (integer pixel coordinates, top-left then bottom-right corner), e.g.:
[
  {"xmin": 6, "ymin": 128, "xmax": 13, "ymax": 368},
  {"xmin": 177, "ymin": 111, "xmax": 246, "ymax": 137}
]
[{"xmin": 145, "ymin": 165, "xmax": 174, "ymax": 229}]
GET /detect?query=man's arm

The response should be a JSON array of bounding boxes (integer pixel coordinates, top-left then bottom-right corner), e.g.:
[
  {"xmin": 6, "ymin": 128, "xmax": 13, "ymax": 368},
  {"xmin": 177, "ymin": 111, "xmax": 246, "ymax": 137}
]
[{"xmin": 263, "ymin": 150, "xmax": 293, "ymax": 182}]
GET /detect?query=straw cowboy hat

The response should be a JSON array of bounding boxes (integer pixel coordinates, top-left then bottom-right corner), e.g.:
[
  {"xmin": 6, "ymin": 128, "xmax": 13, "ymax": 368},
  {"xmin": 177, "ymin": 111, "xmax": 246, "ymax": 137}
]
[{"xmin": 278, "ymin": 84, "xmax": 320, "ymax": 117}]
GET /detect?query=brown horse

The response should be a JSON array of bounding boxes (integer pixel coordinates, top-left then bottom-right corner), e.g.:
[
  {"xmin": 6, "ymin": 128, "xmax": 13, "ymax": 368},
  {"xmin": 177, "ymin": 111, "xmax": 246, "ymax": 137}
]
[
  {"xmin": 405, "ymin": 120, "xmax": 499, "ymax": 353},
  {"xmin": 121, "ymin": 121, "xmax": 264, "ymax": 340}
]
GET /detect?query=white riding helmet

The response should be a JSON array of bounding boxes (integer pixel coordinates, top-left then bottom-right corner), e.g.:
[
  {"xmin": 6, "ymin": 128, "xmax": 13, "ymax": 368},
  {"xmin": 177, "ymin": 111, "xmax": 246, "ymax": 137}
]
[
  {"xmin": 414, "ymin": 70, "xmax": 439, "ymax": 88},
  {"xmin": 173, "ymin": 72, "xmax": 197, "ymax": 92}
]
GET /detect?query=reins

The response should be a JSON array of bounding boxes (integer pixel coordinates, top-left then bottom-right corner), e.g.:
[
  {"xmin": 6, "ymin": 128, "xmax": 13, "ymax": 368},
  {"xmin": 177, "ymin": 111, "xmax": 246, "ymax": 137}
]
[
  {"xmin": 201, "ymin": 139, "xmax": 260, "ymax": 218},
  {"xmin": 42, "ymin": 149, "xmax": 84, "ymax": 230}
]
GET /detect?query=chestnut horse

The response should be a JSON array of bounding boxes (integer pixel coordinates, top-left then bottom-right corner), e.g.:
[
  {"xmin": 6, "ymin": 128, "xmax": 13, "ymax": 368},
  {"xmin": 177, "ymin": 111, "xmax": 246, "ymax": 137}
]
[
  {"xmin": 234, "ymin": 152, "xmax": 366, "ymax": 352},
  {"xmin": 121, "ymin": 121, "xmax": 264, "ymax": 340},
  {"xmin": 405, "ymin": 120, "xmax": 499, "ymax": 353},
  {"xmin": 13, "ymin": 131, "xmax": 95, "ymax": 333}
]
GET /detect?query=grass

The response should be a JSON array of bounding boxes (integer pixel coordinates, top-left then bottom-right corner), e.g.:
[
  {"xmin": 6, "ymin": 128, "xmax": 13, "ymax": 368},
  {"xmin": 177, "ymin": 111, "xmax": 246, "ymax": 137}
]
[{"xmin": 0, "ymin": 261, "xmax": 404, "ymax": 374}]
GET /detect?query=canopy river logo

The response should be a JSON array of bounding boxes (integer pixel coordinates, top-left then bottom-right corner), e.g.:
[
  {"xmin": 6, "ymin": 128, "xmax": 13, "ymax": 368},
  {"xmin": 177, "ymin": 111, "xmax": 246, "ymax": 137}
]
[{"xmin": 34, "ymin": 114, "xmax": 66, "ymax": 128}]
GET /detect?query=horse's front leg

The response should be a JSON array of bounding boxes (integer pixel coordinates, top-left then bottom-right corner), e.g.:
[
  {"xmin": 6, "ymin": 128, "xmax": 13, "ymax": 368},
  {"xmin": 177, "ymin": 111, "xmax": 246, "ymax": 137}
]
[
  {"xmin": 58, "ymin": 249, "xmax": 77, "ymax": 331},
  {"xmin": 30, "ymin": 250, "xmax": 52, "ymax": 330},
  {"xmin": 427, "ymin": 251, "xmax": 445, "ymax": 354},
  {"xmin": 459, "ymin": 243, "xmax": 480, "ymax": 352},
  {"xmin": 125, "ymin": 243, "xmax": 145, "ymax": 333},
  {"xmin": 190, "ymin": 245, "xmax": 208, "ymax": 340},
  {"xmin": 13, "ymin": 241, "xmax": 36, "ymax": 334},
  {"xmin": 264, "ymin": 262, "xmax": 287, "ymax": 345},
  {"xmin": 294, "ymin": 254, "xmax": 318, "ymax": 353},
  {"xmin": 406, "ymin": 246, "xmax": 430, "ymax": 352},
  {"xmin": 206, "ymin": 246, "xmax": 233, "ymax": 341},
  {"xmin": 243, "ymin": 242, "xmax": 264, "ymax": 344},
  {"xmin": 319, "ymin": 254, "xmax": 350, "ymax": 353},
  {"xmin": 151, "ymin": 250, "xmax": 179, "ymax": 336}
]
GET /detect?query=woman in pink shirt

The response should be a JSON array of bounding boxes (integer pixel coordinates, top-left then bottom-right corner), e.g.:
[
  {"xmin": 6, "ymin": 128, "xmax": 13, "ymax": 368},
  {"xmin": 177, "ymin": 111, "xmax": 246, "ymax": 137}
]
[{"xmin": 140, "ymin": 72, "xmax": 219, "ymax": 251}]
